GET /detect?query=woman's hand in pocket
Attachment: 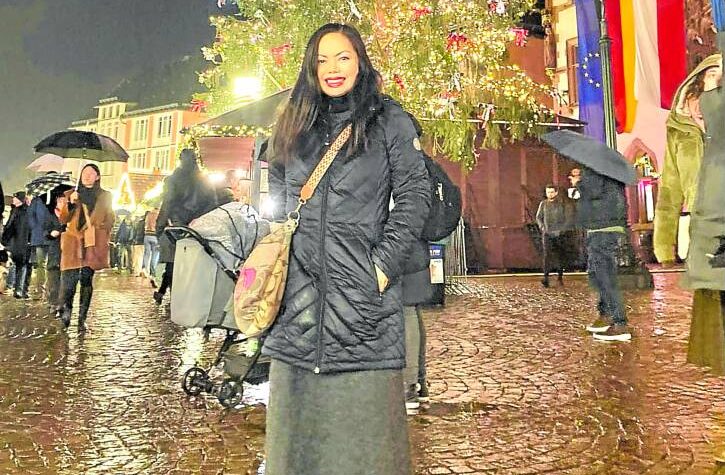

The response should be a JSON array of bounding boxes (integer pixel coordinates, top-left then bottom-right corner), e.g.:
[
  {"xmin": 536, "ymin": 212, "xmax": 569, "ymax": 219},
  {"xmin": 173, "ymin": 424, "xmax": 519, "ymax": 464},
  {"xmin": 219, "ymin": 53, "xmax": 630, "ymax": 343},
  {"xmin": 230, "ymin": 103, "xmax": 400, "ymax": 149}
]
[{"xmin": 374, "ymin": 265, "xmax": 389, "ymax": 293}]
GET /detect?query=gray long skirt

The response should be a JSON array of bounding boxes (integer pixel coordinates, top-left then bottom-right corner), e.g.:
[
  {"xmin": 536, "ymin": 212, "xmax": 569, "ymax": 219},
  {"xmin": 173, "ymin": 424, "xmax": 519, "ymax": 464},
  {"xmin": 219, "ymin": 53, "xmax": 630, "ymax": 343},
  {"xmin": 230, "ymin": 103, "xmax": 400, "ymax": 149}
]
[{"xmin": 265, "ymin": 359, "xmax": 411, "ymax": 475}]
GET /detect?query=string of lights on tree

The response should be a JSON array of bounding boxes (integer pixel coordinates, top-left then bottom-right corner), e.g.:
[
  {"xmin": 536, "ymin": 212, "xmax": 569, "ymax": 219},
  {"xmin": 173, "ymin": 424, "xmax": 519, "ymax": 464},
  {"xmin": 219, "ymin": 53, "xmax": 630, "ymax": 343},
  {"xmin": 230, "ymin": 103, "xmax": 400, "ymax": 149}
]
[{"xmin": 197, "ymin": 0, "xmax": 554, "ymax": 168}]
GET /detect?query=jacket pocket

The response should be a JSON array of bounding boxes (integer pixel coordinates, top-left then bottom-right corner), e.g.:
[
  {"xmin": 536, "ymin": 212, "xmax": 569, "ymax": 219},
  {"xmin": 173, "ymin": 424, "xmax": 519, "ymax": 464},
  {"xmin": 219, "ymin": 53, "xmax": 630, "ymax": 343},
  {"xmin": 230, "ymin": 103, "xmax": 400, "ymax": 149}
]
[{"xmin": 364, "ymin": 248, "xmax": 387, "ymax": 302}]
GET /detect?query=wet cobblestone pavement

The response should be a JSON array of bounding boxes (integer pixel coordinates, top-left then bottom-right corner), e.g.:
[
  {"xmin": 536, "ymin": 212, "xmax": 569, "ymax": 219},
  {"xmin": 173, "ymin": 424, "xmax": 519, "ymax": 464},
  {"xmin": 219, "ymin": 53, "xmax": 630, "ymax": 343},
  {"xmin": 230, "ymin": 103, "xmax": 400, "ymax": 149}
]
[{"xmin": 1, "ymin": 272, "xmax": 723, "ymax": 474}]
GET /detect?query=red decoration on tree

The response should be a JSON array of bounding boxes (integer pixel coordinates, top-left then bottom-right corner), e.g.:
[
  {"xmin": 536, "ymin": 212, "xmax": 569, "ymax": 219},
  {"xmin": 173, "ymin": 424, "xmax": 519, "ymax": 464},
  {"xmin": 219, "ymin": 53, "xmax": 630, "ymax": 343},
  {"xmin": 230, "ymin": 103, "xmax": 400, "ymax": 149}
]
[
  {"xmin": 393, "ymin": 74, "xmax": 406, "ymax": 93},
  {"xmin": 441, "ymin": 90, "xmax": 460, "ymax": 100},
  {"xmin": 488, "ymin": 0, "xmax": 506, "ymax": 14},
  {"xmin": 510, "ymin": 27, "xmax": 528, "ymax": 47},
  {"xmin": 446, "ymin": 32, "xmax": 470, "ymax": 51},
  {"xmin": 190, "ymin": 99, "xmax": 208, "ymax": 112},
  {"xmin": 412, "ymin": 6, "xmax": 433, "ymax": 20},
  {"xmin": 270, "ymin": 43, "xmax": 292, "ymax": 66}
]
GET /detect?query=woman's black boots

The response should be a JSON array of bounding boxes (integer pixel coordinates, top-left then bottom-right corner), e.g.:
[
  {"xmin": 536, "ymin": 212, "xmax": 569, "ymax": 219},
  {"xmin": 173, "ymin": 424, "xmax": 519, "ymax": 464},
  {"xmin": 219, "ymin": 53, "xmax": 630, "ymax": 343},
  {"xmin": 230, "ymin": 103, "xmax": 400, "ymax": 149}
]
[
  {"xmin": 59, "ymin": 271, "xmax": 79, "ymax": 329},
  {"xmin": 78, "ymin": 286, "xmax": 93, "ymax": 331}
]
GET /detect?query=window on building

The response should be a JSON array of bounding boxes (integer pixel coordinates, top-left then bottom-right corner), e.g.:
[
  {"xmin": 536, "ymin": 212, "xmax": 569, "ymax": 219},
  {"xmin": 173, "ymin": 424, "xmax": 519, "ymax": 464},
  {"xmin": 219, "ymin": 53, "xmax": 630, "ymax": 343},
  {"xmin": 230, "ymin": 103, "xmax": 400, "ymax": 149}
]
[
  {"xmin": 154, "ymin": 149, "xmax": 171, "ymax": 171},
  {"xmin": 130, "ymin": 152, "xmax": 147, "ymax": 171},
  {"xmin": 566, "ymin": 39, "xmax": 579, "ymax": 106},
  {"xmin": 113, "ymin": 124, "xmax": 119, "ymax": 140},
  {"xmin": 157, "ymin": 115, "xmax": 172, "ymax": 139},
  {"xmin": 133, "ymin": 119, "xmax": 148, "ymax": 143}
]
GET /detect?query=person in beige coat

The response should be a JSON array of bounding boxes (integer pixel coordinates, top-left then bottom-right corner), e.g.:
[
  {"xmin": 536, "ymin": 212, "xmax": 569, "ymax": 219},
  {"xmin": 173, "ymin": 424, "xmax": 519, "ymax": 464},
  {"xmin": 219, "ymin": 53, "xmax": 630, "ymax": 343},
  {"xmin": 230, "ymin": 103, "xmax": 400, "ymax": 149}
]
[{"xmin": 58, "ymin": 164, "xmax": 114, "ymax": 331}]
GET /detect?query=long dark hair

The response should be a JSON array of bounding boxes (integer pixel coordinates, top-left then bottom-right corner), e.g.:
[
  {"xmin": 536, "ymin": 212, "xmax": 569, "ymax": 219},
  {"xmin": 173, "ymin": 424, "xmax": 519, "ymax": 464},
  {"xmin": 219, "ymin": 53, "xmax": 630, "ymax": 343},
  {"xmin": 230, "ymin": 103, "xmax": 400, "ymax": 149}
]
[{"xmin": 271, "ymin": 23, "xmax": 383, "ymax": 163}]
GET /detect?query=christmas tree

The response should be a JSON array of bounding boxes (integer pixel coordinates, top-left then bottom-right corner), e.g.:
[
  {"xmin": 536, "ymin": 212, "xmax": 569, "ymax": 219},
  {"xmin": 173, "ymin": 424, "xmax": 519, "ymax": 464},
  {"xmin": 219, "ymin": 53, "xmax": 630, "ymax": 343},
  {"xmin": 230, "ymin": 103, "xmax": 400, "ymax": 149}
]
[{"xmin": 196, "ymin": 0, "xmax": 553, "ymax": 168}]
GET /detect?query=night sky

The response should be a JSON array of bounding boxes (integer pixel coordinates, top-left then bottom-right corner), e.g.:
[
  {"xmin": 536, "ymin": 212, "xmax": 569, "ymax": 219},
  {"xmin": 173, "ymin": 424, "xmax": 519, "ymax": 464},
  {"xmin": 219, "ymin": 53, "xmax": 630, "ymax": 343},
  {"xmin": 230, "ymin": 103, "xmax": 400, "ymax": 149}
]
[{"xmin": 0, "ymin": 0, "xmax": 225, "ymax": 193}]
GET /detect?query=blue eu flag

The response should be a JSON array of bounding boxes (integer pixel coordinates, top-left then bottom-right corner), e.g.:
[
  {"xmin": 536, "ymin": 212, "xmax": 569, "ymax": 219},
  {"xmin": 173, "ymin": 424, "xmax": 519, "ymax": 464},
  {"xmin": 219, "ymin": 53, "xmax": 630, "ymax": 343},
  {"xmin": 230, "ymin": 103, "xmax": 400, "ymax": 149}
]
[
  {"xmin": 713, "ymin": 0, "xmax": 725, "ymax": 31},
  {"xmin": 575, "ymin": 0, "xmax": 605, "ymax": 143}
]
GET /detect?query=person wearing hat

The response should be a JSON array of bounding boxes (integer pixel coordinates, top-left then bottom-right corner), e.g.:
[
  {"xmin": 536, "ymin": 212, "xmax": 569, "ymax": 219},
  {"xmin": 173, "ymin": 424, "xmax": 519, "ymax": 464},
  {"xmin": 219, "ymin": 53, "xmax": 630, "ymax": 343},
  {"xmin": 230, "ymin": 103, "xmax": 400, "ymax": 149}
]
[
  {"xmin": 1, "ymin": 191, "xmax": 32, "ymax": 298},
  {"xmin": 57, "ymin": 164, "xmax": 115, "ymax": 331}
]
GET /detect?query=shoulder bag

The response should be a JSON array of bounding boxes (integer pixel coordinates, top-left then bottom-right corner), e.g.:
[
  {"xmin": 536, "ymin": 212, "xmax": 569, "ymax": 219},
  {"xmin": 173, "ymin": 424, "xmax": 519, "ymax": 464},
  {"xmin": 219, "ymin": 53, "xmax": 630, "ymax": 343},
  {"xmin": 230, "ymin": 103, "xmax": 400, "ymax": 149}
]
[{"xmin": 233, "ymin": 124, "xmax": 352, "ymax": 337}]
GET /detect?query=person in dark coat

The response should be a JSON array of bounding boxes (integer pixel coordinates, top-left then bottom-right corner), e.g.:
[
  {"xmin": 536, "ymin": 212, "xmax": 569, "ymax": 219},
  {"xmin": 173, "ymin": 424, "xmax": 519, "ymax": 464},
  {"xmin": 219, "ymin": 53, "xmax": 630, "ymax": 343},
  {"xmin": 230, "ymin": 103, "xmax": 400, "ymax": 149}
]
[
  {"xmin": 154, "ymin": 149, "xmax": 217, "ymax": 304},
  {"xmin": 1, "ymin": 191, "xmax": 32, "ymax": 299},
  {"xmin": 45, "ymin": 193, "xmax": 65, "ymax": 313},
  {"xmin": 574, "ymin": 167, "xmax": 631, "ymax": 341},
  {"xmin": 131, "ymin": 214, "xmax": 145, "ymax": 276},
  {"xmin": 536, "ymin": 184, "xmax": 575, "ymax": 287},
  {"xmin": 401, "ymin": 240, "xmax": 433, "ymax": 415},
  {"xmin": 28, "ymin": 192, "xmax": 53, "ymax": 297},
  {"xmin": 114, "ymin": 217, "xmax": 133, "ymax": 271},
  {"xmin": 262, "ymin": 23, "xmax": 430, "ymax": 475}
]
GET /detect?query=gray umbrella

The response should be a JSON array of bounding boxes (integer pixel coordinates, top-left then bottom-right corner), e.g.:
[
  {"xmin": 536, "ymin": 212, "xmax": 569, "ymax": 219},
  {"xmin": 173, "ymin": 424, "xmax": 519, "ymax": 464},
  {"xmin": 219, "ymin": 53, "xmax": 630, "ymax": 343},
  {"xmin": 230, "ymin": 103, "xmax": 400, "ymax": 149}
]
[{"xmin": 541, "ymin": 130, "xmax": 637, "ymax": 185}]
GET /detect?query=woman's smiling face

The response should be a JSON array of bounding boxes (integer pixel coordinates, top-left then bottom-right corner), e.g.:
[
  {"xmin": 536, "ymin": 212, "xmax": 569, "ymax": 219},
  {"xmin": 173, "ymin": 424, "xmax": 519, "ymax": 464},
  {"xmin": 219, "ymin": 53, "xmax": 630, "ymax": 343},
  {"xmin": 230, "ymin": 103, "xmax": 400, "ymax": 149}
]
[{"xmin": 317, "ymin": 32, "xmax": 359, "ymax": 97}]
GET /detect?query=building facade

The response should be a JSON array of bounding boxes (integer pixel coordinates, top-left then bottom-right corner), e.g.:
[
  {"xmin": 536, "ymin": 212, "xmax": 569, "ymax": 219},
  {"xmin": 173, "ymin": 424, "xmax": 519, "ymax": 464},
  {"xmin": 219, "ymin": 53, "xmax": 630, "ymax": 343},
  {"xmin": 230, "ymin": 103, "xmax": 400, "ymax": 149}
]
[{"xmin": 70, "ymin": 97, "xmax": 206, "ymax": 209}]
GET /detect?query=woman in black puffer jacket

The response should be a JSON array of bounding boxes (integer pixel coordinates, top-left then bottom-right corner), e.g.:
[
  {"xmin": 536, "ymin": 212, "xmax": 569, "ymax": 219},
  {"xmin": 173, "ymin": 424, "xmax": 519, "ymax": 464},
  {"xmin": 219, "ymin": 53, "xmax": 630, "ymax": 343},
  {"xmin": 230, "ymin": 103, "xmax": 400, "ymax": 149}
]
[{"xmin": 262, "ymin": 23, "xmax": 430, "ymax": 475}]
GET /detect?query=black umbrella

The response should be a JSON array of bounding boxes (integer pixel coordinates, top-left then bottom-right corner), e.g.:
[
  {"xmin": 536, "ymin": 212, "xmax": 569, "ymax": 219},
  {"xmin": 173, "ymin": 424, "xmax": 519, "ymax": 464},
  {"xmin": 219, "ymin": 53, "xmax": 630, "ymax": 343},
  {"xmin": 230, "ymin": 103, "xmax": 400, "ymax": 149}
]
[
  {"xmin": 34, "ymin": 130, "xmax": 129, "ymax": 162},
  {"xmin": 26, "ymin": 172, "xmax": 75, "ymax": 196},
  {"xmin": 541, "ymin": 130, "xmax": 637, "ymax": 185}
]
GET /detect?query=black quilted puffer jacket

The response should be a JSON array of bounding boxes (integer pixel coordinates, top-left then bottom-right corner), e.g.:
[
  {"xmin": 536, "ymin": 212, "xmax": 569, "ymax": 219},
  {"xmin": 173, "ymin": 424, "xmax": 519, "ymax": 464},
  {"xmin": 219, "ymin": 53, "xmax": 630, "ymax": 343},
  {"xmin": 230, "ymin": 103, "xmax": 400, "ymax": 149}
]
[{"xmin": 261, "ymin": 96, "xmax": 430, "ymax": 374}]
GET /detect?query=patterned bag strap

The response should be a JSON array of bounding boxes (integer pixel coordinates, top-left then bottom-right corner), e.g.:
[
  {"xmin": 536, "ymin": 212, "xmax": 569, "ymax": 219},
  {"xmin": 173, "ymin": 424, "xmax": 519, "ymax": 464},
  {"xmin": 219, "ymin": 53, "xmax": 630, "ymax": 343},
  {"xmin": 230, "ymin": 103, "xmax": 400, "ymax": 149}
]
[{"xmin": 289, "ymin": 123, "xmax": 352, "ymax": 221}]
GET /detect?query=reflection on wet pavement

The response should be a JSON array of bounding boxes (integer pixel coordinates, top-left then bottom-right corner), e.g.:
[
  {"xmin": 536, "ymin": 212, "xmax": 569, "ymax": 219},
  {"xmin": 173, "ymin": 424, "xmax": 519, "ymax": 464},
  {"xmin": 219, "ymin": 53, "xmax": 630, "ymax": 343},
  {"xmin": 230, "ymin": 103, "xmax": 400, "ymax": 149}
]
[{"xmin": 0, "ymin": 272, "xmax": 723, "ymax": 474}]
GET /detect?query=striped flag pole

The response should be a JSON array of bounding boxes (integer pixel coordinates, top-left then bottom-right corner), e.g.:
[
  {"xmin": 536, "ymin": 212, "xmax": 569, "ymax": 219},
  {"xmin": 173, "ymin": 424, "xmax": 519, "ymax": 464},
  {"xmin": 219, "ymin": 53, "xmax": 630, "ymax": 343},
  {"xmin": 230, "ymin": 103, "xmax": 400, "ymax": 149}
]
[{"xmin": 597, "ymin": 1, "xmax": 617, "ymax": 149}]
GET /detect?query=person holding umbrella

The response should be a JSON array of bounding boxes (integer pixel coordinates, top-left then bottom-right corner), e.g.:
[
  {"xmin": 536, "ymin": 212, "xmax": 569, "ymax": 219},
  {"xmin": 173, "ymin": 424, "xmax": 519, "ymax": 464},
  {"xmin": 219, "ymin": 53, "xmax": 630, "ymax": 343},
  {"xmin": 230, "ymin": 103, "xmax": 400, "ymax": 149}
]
[
  {"xmin": 542, "ymin": 130, "xmax": 636, "ymax": 342},
  {"xmin": 57, "ymin": 164, "xmax": 114, "ymax": 331}
]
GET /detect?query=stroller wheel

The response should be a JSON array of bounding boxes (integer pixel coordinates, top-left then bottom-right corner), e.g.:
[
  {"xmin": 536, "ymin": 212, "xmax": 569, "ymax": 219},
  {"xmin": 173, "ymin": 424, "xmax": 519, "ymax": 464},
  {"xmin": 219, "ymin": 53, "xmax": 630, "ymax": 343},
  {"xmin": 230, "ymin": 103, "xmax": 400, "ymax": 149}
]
[
  {"xmin": 218, "ymin": 379, "xmax": 244, "ymax": 408},
  {"xmin": 182, "ymin": 367, "xmax": 211, "ymax": 396}
]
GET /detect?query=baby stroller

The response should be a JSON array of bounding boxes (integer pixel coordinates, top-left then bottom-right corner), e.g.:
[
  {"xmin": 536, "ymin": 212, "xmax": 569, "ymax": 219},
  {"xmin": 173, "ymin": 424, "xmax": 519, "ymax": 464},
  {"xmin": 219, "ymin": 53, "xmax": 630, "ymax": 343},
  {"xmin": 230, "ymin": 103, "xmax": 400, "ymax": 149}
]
[{"xmin": 165, "ymin": 202, "xmax": 271, "ymax": 408}]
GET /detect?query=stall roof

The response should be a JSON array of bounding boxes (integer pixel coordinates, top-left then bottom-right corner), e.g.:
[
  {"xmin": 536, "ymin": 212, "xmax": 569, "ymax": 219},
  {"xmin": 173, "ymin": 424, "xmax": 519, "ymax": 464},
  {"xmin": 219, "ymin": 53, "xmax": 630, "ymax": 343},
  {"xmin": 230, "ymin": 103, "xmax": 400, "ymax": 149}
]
[{"xmin": 202, "ymin": 89, "xmax": 290, "ymax": 128}]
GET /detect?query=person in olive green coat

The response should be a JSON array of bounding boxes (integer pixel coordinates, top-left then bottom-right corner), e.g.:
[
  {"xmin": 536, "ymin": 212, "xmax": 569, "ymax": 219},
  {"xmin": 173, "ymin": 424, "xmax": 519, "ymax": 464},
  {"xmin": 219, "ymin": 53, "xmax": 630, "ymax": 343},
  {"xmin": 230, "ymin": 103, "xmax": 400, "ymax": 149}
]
[
  {"xmin": 653, "ymin": 53, "xmax": 721, "ymax": 265},
  {"xmin": 683, "ymin": 32, "xmax": 725, "ymax": 291},
  {"xmin": 654, "ymin": 39, "xmax": 725, "ymax": 464}
]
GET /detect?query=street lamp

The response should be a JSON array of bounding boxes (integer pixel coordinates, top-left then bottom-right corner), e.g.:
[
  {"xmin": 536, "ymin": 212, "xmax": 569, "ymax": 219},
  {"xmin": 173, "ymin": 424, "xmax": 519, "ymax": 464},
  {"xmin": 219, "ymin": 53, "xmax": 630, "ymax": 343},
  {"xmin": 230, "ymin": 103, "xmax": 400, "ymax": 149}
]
[{"xmin": 233, "ymin": 76, "xmax": 263, "ymax": 101}]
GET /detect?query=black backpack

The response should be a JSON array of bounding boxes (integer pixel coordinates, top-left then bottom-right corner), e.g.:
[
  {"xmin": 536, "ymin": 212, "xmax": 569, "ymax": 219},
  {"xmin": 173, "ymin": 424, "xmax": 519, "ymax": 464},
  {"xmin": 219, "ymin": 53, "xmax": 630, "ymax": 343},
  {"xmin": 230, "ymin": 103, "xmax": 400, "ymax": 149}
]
[
  {"xmin": 392, "ymin": 103, "xmax": 462, "ymax": 241},
  {"xmin": 420, "ymin": 154, "xmax": 462, "ymax": 242}
]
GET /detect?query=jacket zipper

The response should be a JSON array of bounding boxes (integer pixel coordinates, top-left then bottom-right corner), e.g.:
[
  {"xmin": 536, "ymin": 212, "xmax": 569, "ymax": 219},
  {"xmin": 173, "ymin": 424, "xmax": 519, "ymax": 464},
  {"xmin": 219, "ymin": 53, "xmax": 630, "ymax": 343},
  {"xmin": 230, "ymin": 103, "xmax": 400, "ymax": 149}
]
[{"xmin": 314, "ymin": 135, "xmax": 332, "ymax": 374}]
